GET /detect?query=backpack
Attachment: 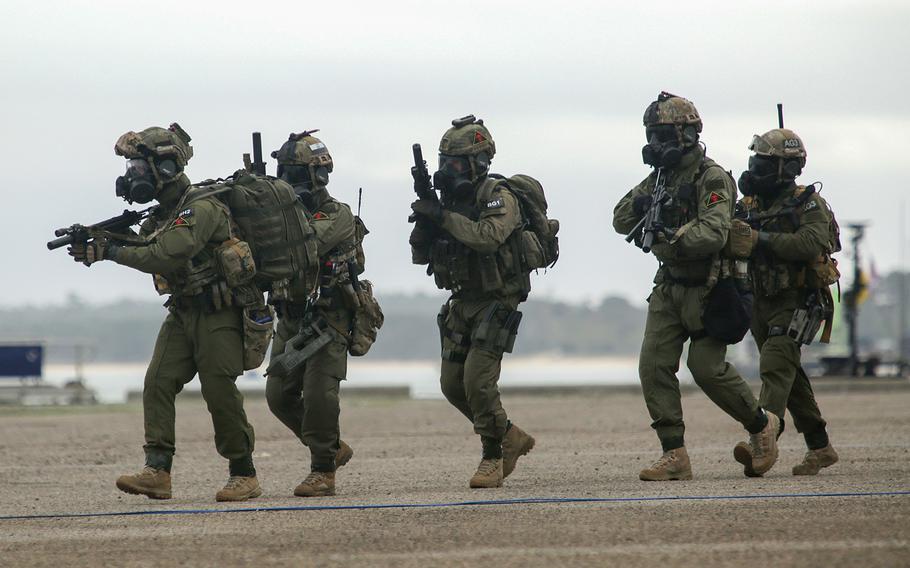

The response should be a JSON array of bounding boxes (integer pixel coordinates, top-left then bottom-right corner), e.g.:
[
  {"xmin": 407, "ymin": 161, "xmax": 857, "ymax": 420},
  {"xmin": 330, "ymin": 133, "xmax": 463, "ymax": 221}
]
[
  {"xmin": 489, "ymin": 174, "xmax": 560, "ymax": 270},
  {"xmin": 186, "ymin": 170, "xmax": 319, "ymax": 303}
]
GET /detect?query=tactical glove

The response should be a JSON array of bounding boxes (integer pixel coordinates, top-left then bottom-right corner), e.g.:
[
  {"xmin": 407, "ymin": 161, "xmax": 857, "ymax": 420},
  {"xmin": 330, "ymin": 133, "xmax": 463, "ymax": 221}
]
[
  {"xmin": 68, "ymin": 239, "xmax": 112, "ymax": 266},
  {"xmin": 410, "ymin": 199, "xmax": 444, "ymax": 224},
  {"xmin": 633, "ymin": 194, "xmax": 653, "ymax": 216},
  {"xmin": 725, "ymin": 219, "xmax": 756, "ymax": 258}
]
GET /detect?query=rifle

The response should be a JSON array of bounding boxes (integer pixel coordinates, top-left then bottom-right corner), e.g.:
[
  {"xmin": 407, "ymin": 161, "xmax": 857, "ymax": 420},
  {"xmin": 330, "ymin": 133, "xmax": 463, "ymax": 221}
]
[
  {"xmin": 411, "ymin": 144, "xmax": 435, "ymax": 201},
  {"xmin": 265, "ymin": 314, "xmax": 342, "ymax": 377},
  {"xmin": 242, "ymin": 132, "xmax": 267, "ymax": 175},
  {"xmin": 47, "ymin": 206, "xmax": 156, "ymax": 250},
  {"xmin": 625, "ymin": 167, "xmax": 671, "ymax": 254},
  {"xmin": 735, "ymin": 184, "xmax": 817, "ymax": 230}
]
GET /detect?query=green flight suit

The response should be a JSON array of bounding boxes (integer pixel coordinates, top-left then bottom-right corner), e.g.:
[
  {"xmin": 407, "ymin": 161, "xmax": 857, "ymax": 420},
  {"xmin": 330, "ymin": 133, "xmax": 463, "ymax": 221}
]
[
  {"xmin": 266, "ymin": 189, "xmax": 356, "ymax": 472},
  {"xmin": 112, "ymin": 177, "xmax": 256, "ymax": 466},
  {"xmin": 745, "ymin": 185, "xmax": 833, "ymax": 445},
  {"xmin": 613, "ymin": 148, "xmax": 762, "ymax": 451},
  {"xmin": 411, "ymin": 181, "xmax": 525, "ymax": 453}
]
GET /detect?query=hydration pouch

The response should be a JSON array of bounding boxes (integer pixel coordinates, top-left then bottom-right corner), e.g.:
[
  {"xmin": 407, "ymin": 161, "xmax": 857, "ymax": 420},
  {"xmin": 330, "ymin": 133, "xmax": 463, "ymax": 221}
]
[
  {"xmin": 216, "ymin": 238, "xmax": 257, "ymax": 288},
  {"xmin": 702, "ymin": 277, "xmax": 753, "ymax": 345},
  {"xmin": 242, "ymin": 305, "xmax": 275, "ymax": 370},
  {"xmin": 472, "ymin": 302, "xmax": 523, "ymax": 355},
  {"xmin": 348, "ymin": 279, "xmax": 384, "ymax": 356}
]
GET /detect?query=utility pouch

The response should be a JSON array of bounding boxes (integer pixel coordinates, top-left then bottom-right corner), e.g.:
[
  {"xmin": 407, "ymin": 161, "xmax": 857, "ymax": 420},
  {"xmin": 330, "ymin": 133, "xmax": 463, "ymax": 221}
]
[
  {"xmin": 153, "ymin": 274, "xmax": 172, "ymax": 296},
  {"xmin": 702, "ymin": 277, "xmax": 753, "ymax": 344},
  {"xmin": 216, "ymin": 238, "xmax": 257, "ymax": 288},
  {"xmin": 479, "ymin": 254, "xmax": 504, "ymax": 292},
  {"xmin": 725, "ymin": 219, "xmax": 755, "ymax": 259},
  {"xmin": 348, "ymin": 279, "xmax": 384, "ymax": 356},
  {"xmin": 472, "ymin": 302, "xmax": 523, "ymax": 354},
  {"xmin": 242, "ymin": 305, "xmax": 275, "ymax": 370},
  {"xmin": 519, "ymin": 229, "xmax": 547, "ymax": 270},
  {"xmin": 808, "ymin": 254, "xmax": 840, "ymax": 287}
]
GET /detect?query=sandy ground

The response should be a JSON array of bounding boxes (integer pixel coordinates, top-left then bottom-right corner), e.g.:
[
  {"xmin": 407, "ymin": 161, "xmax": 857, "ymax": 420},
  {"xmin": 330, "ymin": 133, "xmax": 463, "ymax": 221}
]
[{"xmin": 0, "ymin": 386, "xmax": 908, "ymax": 567}]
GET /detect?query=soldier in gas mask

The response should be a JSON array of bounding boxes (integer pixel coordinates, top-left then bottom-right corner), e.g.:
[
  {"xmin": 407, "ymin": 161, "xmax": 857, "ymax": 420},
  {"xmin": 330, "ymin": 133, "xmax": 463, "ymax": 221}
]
[
  {"xmin": 613, "ymin": 93, "xmax": 780, "ymax": 481},
  {"xmin": 68, "ymin": 124, "xmax": 262, "ymax": 501},
  {"xmin": 409, "ymin": 116, "xmax": 537, "ymax": 489},
  {"xmin": 728, "ymin": 128, "xmax": 840, "ymax": 477},
  {"xmin": 266, "ymin": 131, "xmax": 362, "ymax": 497}
]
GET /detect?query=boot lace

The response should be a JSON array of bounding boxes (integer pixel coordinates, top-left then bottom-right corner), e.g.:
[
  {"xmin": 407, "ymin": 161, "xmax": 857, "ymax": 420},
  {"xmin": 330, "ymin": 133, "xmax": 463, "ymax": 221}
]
[
  {"xmin": 476, "ymin": 459, "xmax": 500, "ymax": 476},
  {"xmin": 650, "ymin": 451, "xmax": 676, "ymax": 470},
  {"xmin": 223, "ymin": 476, "xmax": 249, "ymax": 490},
  {"xmin": 302, "ymin": 471, "xmax": 327, "ymax": 486}
]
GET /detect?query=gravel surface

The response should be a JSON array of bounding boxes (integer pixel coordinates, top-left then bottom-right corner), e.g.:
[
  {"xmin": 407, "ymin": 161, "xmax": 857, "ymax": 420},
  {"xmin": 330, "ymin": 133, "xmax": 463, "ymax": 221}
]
[{"xmin": 1, "ymin": 387, "xmax": 908, "ymax": 567}]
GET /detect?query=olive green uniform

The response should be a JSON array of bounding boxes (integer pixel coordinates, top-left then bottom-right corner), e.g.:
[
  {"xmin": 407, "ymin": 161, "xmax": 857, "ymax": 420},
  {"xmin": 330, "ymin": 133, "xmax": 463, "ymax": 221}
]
[
  {"xmin": 411, "ymin": 181, "xmax": 525, "ymax": 452},
  {"xmin": 266, "ymin": 192, "xmax": 356, "ymax": 471},
  {"xmin": 112, "ymin": 177, "xmax": 256, "ymax": 467},
  {"xmin": 745, "ymin": 186, "xmax": 832, "ymax": 444},
  {"xmin": 613, "ymin": 148, "xmax": 762, "ymax": 451}
]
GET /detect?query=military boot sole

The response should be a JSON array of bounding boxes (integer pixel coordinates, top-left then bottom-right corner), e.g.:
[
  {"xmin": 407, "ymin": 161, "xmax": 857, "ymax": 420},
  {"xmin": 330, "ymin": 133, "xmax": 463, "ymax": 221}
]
[
  {"xmin": 469, "ymin": 478, "xmax": 504, "ymax": 489},
  {"xmin": 294, "ymin": 486, "xmax": 336, "ymax": 497},
  {"xmin": 115, "ymin": 478, "xmax": 172, "ymax": 500},
  {"xmin": 638, "ymin": 470, "xmax": 693, "ymax": 482},
  {"xmin": 503, "ymin": 434, "xmax": 535, "ymax": 479},
  {"xmin": 733, "ymin": 442, "xmax": 762, "ymax": 478}
]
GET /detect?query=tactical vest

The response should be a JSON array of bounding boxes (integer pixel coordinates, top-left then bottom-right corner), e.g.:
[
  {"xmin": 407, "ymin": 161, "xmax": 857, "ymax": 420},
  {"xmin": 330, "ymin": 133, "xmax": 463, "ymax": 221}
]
[
  {"xmin": 741, "ymin": 185, "xmax": 838, "ymax": 297},
  {"xmin": 653, "ymin": 158, "xmax": 732, "ymax": 283},
  {"xmin": 429, "ymin": 178, "xmax": 530, "ymax": 300}
]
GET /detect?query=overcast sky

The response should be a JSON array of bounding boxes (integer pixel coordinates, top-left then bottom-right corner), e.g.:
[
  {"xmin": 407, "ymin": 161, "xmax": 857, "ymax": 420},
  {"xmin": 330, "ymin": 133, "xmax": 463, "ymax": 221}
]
[{"xmin": 1, "ymin": 0, "xmax": 907, "ymax": 307}]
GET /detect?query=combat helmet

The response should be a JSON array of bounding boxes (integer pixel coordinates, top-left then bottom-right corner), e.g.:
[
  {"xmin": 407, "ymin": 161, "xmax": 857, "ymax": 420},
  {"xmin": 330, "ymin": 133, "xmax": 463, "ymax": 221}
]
[
  {"xmin": 641, "ymin": 93, "xmax": 702, "ymax": 168},
  {"xmin": 438, "ymin": 115, "xmax": 495, "ymax": 183},
  {"xmin": 749, "ymin": 128, "xmax": 807, "ymax": 171},
  {"xmin": 272, "ymin": 130, "xmax": 333, "ymax": 187},
  {"xmin": 114, "ymin": 123, "xmax": 193, "ymax": 168}
]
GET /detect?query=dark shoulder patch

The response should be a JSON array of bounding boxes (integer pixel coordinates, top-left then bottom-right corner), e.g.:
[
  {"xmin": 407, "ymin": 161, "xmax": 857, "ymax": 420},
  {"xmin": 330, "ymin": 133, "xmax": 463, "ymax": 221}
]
[
  {"xmin": 704, "ymin": 177, "xmax": 727, "ymax": 192},
  {"xmin": 485, "ymin": 197, "xmax": 504, "ymax": 210}
]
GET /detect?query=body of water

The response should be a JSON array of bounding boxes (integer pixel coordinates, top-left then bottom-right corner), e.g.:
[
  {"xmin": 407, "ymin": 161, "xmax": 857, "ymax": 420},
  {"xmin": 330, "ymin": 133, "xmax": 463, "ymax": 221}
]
[{"xmin": 42, "ymin": 356, "xmax": 696, "ymax": 403}]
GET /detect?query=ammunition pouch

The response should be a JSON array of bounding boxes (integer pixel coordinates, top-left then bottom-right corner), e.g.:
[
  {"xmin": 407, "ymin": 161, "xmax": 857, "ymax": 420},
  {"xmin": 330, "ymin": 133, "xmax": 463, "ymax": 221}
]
[
  {"xmin": 216, "ymin": 237, "xmax": 257, "ymax": 288},
  {"xmin": 725, "ymin": 219, "xmax": 755, "ymax": 259},
  {"xmin": 701, "ymin": 277, "xmax": 753, "ymax": 345},
  {"xmin": 241, "ymin": 305, "xmax": 275, "ymax": 370},
  {"xmin": 471, "ymin": 302, "xmax": 523, "ymax": 355},
  {"xmin": 437, "ymin": 303, "xmax": 470, "ymax": 363},
  {"xmin": 348, "ymin": 279, "xmax": 384, "ymax": 357}
]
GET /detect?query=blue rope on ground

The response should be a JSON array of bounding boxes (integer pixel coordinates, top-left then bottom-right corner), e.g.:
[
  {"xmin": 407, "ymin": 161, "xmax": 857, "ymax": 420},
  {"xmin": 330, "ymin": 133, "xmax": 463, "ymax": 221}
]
[{"xmin": 2, "ymin": 490, "xmax": 908, "ymax": 521}]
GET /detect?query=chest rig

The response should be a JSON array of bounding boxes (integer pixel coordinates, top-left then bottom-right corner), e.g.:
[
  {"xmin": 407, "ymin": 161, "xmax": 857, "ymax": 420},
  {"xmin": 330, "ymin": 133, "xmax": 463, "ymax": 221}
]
[{"xmin": 428, "ymin": 179, "xmax": 529, "ymax": 300}]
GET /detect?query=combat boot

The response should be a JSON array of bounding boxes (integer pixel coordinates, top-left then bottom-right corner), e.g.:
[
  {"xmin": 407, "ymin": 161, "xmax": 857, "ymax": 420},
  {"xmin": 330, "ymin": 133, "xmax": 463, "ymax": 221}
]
[
  {"xmin": 336, "ymin": 440, "xmax": 354, "ymax": 468},
  {"xmin": 749, "ymin": 412, "xmax": 780, "ymax": 475},
  {"xmin": 294, "ymin": 471, "xmax": 336, "ymax": 497},
  {"xmin": 116, "ymin": 466, "xmax": 172, "ymax": 499},
  {"xmin": 215, "ymin": 476, "xmax": 262, "ymax": 502},
  {"xmin": 793, "ymin": 444, "xmax": 839, "ymax": 476},
  {"xmin": 733, "ymin": 441, "xmax": 761, "ymax": 478},
  {"xmin": 639, "ymin": 447, "xmax": 692, "ymax": 481},
  {"xmin": 469, "ymin": 458, "xmax": 503, "ymax": 488},
  {"xmin": 502, "ymin": 424, "xmax": 535, "ymax": 478}
]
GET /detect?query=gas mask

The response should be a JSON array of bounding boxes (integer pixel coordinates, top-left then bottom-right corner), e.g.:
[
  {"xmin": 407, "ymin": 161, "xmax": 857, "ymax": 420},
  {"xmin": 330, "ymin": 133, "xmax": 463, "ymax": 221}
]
[
  {"xmin": 279, "ymin": 164, "xmax": 330, "ymax": 210},
  {"xmin": 738, "ymin": 155, "xmax": 786, "ymax": 198},
  {"xmin": 641, "ymin": 124, "xmax": 686, "ymax": 168},
  {"xmin": 434, "ymin": 154, "xmax": 477, "ymax": 198},
  {"xmin": 115, "ymin": 158, "xmax": 173, "ymax": 204}
]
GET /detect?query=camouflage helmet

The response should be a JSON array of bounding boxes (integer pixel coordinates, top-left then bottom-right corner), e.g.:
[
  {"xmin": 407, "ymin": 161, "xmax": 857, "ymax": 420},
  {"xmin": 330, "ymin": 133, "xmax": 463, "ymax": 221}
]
[
  {"xmin": 271, "ymin": 130, "xmax": 333, "ymax": 172},
  {"xmin": 114, "ymin": 123, "xmax": 193, "ymax": 167},
  {"xmin": 749, "ymin": 128, "xmax": 807, "ymax": 166},
  {"xmin": 643, "ymin": 92, "xmax": 703, "ymax": 133},
  {"xmin": 438, "ymin": 115, "xmax": 495, "ymax": 159}
]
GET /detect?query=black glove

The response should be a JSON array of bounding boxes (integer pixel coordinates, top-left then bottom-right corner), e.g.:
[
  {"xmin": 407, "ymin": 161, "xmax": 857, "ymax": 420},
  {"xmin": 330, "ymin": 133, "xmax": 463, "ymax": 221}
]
[
  {"xmin": 411, "ymin": 199, "xmax": 444, "ymax": 224},
  {"xmin": 68, "ymin": 239, "xmax": 112, "ymax": 266},
  {"xmin": 633, "ymin": 194, "xmax": 653, "ymax": 216}
]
